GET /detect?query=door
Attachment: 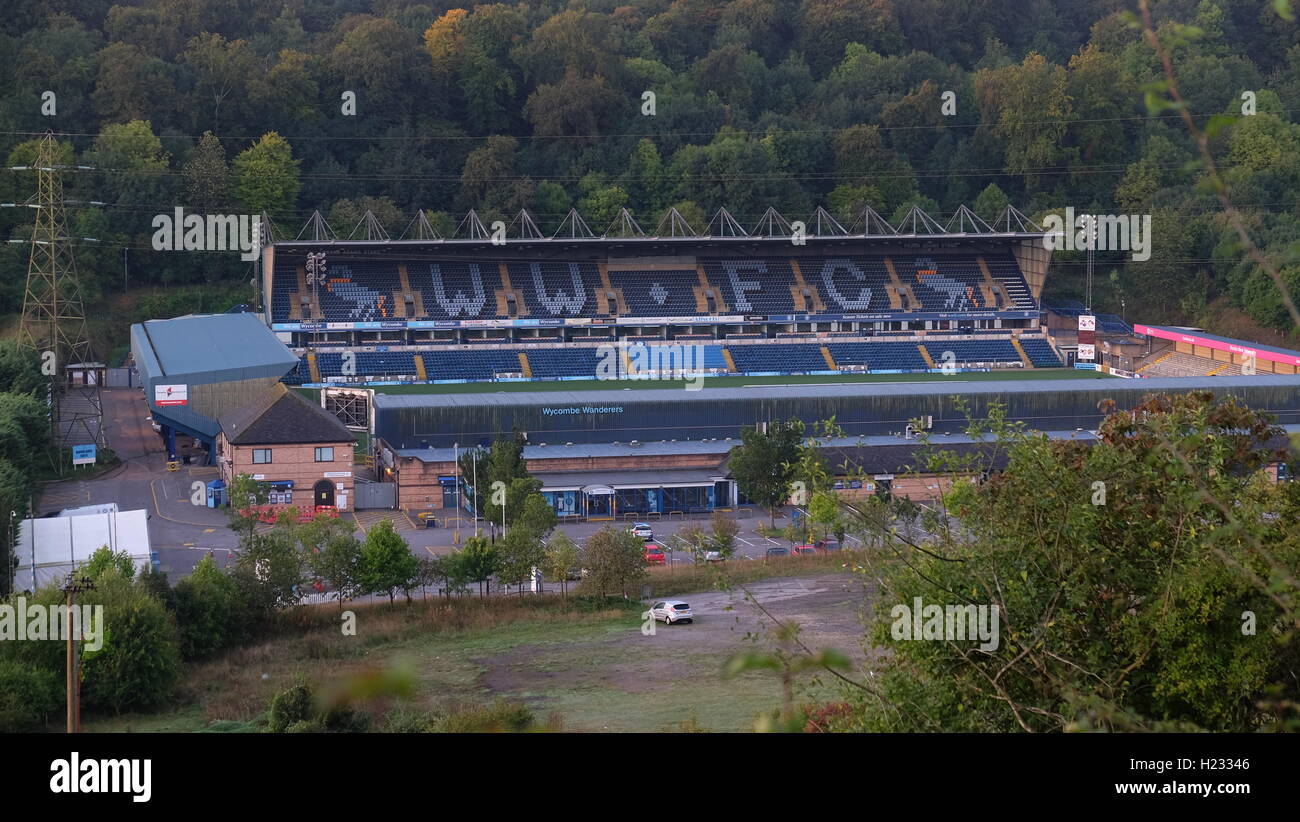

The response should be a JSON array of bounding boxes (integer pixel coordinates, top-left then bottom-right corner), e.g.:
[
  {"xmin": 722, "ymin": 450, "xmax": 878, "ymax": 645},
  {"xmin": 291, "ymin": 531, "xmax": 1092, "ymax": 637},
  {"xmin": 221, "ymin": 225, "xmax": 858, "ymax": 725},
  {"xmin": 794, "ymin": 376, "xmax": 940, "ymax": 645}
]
[{"xmin": 313, "ymin": 479, "xmax": 335, "ymax": 508}]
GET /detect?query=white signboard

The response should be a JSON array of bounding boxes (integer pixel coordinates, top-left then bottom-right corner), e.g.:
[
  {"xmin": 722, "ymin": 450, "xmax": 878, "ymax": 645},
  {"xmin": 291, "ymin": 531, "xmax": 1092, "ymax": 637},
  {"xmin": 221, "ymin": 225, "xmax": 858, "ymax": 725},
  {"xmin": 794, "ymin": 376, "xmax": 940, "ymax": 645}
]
[
  {"xmin": 1078, "ymin": 343, "xmax": 1096, "ymax": 361},
  {"xmin": 154, "ymin": 384, "xmax": 189, "ymax": 406},
  {"xmin": 1078, "ymin": 315, "xmax": 1096, "ymax": 331}
]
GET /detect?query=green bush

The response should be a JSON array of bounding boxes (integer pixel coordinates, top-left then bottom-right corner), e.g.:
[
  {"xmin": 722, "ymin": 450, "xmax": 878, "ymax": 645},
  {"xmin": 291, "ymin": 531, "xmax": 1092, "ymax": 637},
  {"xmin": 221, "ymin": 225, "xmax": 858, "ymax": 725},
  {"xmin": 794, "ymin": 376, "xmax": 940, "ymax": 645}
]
[
  {"xmin": 171, "ymin": 556, "xmax": 239, "ymax": 659},
  {"xmin": 430, "ymin": 701, "xmax": 536, "ymax": 733},
  {"xmin": 0, "ymin": 659, "xmax": 61, "ymax": 731},
  {"xmin": 267, "ymin": 683, "xmax": 315, "ymax": 733},
  {"xmin": 78, "ymin": 571, "xmax": 182, "ymax": 713}
]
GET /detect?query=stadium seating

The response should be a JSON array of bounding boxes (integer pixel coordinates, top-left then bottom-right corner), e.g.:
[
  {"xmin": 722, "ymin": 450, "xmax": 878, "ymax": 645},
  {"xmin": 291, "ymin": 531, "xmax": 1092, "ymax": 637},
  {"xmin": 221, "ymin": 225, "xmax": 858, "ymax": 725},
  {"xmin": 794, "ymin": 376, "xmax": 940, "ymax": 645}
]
[
  {"xmin": 726, "ymin": 343, "xmax": 829, "ymax": 373},
  {"xmin": 700, "ymin": 258, "xmax": 798, "ymax": 314},
  {"xmin": 931, "ymin": 339, "xmax": 1022, "ymax": 364},
  {"xmin": 422, "ymin": 349, "xmax": 522, "ymax": 381},
  {"xmin": 271, "ymin": 252, "xmax": 1040, "ymax": 323},
  {"xmin": 828, "ymin": 342, "xmax": 928, "ymax": 370},
  {"xmin": 609, "ymin": 269, "xmax": 701, "ymax": 316},
  {"xmin": 509, "ymin": 261, "xmax": 602, "ymax": 318},
  {"xmin": 1018, "ymin": 338, "xmax": 1063, "ymax": 367},
  {"xmin": 527, "ymin": 348, "xmax": 602, "ymax": 379}
]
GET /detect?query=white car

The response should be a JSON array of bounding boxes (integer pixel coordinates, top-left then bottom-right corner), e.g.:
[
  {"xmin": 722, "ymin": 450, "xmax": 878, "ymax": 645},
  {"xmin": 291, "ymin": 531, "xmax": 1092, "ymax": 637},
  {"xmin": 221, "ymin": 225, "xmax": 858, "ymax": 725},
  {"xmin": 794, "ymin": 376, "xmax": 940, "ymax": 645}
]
[
  {"xmin": 649, "ymin": 600, "xmax": 693, "ymax": 625},
  {"xmin": 703, "ymin": 550, "xmax": 724, "ymax": 563},
  {"xmin": 631, "ymin": 522, "xmax": 653, "ymax": 539}
]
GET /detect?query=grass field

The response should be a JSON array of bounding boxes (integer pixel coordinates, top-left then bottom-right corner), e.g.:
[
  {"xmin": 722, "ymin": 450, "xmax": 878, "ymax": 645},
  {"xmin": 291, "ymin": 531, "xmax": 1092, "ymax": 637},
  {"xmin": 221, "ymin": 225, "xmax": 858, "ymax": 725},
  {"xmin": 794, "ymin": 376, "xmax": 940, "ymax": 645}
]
[
  {"xmin": 81, "ymin": 557, "xmax": 863, "ymax": 733},
  {"xmin": 298, "ymin": 367, "xmax": 1113, "ymax": 399}
]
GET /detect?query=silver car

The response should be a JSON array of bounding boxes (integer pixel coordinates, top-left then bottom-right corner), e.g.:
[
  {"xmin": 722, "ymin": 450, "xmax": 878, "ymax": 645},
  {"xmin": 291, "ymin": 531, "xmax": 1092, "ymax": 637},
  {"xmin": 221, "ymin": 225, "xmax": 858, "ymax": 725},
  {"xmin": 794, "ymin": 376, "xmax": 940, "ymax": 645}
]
[
  {"xmin": 631, "ymin": 522, "xmax": 653, "ymax": 539},
  {"xmin": 649, "ymin": 600, "xmax": 694, "ymax": 624}
]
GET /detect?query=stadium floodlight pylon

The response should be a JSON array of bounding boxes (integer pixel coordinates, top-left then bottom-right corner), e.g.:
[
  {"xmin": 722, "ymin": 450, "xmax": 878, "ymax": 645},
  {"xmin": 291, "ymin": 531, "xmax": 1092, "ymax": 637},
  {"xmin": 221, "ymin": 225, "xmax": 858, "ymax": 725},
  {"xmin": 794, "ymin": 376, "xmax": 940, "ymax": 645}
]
[
  {"xmin": 809, "ymin": 206, "xmax": 848, "ymax": 237},
  {"xmin": 15, "ymin": 132, "xmax": 104, "ymax": 450},
  {"xmin": 992, "ymin": 204, "xmax": 1043, "ymax": 234},
  {"xmin": 456, "ymin": 209, "xmax": 491, "ymax": 240},
  {"xmin": 603, "ymin": 208, "xmax": 646, "ymax": 238},
  {"xmin": 349, "ymin": 210, "xmax": 389, "ymax": 241},
  {"xmin": 653, "ymin": 206, "xmax": 697, "ymax": 238},
  {"xmin": 894, "ymin": 205, "xmax": 945, "ymax": 236},
  {"xmin": 705, "ymin": 207, "xmax": 748, "ymax": 237},
  {"xmin": 399, "ymin": 209, "xmax": 442, "ymax": 241},
  {"xmin": 509, "ymin": 208, "xmax": 545, "ymax": 239},
  {"xmin": 553, "ymin": 208, "xmax": 595, "ymax": 239},
  {"xmin": 944, "ymin": 204, "xmax": 994, "ymax": 235},
  {"xmin": 850, "ymin": 205, "xmax": 897, "ymax": 236},
  {"xmin": 753, "ymin": 207, "xmax": 793, "ymax": 237},
  {"xmin": 297, "ymin": 210, "xmax": 337, "ymax": 242}
]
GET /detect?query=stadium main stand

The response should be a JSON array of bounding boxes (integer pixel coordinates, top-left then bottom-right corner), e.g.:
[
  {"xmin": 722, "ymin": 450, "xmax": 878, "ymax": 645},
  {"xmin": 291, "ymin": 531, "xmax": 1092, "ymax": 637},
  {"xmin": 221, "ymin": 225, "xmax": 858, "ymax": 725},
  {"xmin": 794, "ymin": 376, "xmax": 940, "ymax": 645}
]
[{"xmin": 263, "ymin": 203, "xmax": 1066, "ymax": 385}]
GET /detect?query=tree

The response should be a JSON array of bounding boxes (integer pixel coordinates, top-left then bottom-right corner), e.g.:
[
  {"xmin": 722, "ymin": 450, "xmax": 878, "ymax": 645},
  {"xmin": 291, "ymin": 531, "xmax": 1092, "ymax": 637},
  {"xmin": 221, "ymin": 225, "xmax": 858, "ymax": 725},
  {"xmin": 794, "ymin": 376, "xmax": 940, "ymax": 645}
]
[
  {"xmin": 171, "ymin": 554, "xmax": 238, "ymax": 659},
  {"xmin": 0, "ymin": 341, "xmax": 47, "ymax": 395},
  {"xmin": 729, "ymin": 420, "xmax": 803, "ymax": 526},
  {"xmin": 182, "ymin": 131, "xmax": 231, "ymax": 213},
  {"xmin": 359, "ymin": 520, "xmax": 418, "ymax": 604},
  {"xmin": 233, "ymin": 132, "xmax": 300, "ymax": 222},
  {"xmin": 450, "ymin": 536, "xmax": 500, "ymax": 597},
  {"xmin": 845, "ymin": 393, "xmax": 1300, "ymax": 732},
  {"xmin": 81, "ymin": 546, "xmax": 136, "ymax": 581},
  {"xmin": 226, "ymin": 473, "xmax": 269, "ymax": 539},
  {"xmin": 232, "ymin": 528, "xmax": 303, "ymax": 612},
  {"xmin": 583, "ymin": 527, "xmax": 647, "ymax": 598},
  {"xmin": 79, "ymin": 569, "xmax": 182, "ymax": 713},
  {"xmin": 308, "ymin": 531, "xmax": 363, "ymax": 609},
  {"xmin": 542, "ymin": 533, "xmax": 580, "ymax": 597},
  {"xmin": 497, "ymin": 528, "xmax": 544, "ymax": 595}
]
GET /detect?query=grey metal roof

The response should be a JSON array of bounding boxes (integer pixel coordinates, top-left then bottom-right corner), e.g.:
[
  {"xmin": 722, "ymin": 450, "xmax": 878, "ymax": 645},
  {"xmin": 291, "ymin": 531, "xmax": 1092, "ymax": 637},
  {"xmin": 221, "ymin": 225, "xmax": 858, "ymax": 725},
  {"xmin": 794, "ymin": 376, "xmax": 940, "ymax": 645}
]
[
  {"xmin": 394, "ymin": 439, "xmax": 740, "ymax": 462},
  {"xmin": 532, "ymin": 468, "xmax": 724, "ymax": 490},
  {"xmin": 373, "ymin": 374, "xmax": 1300, "ymax": 410},
  {"xmin": 135, "ymin": 313, "xmax": 298, "ymax": 378}
]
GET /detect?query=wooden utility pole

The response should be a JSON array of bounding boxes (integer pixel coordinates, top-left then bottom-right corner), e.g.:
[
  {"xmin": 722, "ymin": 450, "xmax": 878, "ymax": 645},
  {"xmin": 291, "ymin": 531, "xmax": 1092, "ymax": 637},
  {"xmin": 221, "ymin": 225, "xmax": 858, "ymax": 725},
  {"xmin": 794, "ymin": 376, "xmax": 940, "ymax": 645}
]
[{"xmin": 62, "ymin": 574, "xmax": 95, "ymax": 733}]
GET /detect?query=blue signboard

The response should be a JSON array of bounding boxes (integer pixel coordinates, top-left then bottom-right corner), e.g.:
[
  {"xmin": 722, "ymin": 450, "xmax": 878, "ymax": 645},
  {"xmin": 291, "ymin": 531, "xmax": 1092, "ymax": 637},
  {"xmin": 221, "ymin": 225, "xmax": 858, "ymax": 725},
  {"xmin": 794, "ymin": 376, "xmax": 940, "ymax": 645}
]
[{"xmin": 72, "ymin": 444, "xmax": 97, "ymax": 466}]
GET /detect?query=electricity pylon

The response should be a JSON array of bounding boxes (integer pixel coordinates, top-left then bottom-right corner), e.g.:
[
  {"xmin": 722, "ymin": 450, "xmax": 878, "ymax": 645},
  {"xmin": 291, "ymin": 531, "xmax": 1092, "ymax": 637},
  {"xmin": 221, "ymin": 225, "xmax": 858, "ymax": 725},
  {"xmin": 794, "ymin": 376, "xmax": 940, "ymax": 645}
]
[{"xmin": 15, "ymin": 132, "xmax": 104, "ymax": 450}]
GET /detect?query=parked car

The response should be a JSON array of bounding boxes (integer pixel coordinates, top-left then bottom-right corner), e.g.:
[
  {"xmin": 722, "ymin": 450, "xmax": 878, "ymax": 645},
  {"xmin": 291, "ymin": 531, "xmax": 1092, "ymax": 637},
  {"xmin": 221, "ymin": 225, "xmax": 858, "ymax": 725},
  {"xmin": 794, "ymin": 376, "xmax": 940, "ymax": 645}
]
[
  {"xmin": 703, "ymin": 550, "xmax": 725, "ymax": 563},
  {"xmin": 631, "ymin": 522, "xmax": 654, "ymax": 539},
  {"xmin": 643, "ymin": 545, "xmax": 667, "ymax": 565},
  {"xmin": 791, "ymin": 544, "xmax": 819, "ymax": 556},
  {"xmin": 649, "ymin": 600, "xmax": 694, "ymax": 624},
  {"xmin": 764, "ymin": 546, "xmax": 789, "ymax": 559},
  {"xmin": 814, "ymin": 539, "xmax": 841, "ymax": 552}
]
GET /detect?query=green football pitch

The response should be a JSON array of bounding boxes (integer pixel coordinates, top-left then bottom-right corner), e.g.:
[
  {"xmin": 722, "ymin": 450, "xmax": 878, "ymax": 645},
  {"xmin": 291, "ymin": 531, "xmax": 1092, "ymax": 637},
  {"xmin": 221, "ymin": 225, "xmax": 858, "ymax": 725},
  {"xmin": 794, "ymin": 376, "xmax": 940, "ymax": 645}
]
[{"xmin": 296, "ymin": 367, "xmax": 1113, "ymax": 400}]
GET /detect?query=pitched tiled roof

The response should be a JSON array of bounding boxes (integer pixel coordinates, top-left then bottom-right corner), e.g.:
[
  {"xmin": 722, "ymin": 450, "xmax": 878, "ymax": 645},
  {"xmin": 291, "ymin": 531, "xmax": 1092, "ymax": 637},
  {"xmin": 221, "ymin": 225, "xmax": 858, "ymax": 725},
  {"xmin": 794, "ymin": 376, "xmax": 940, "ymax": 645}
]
[{"xmin": 220, "ymin": 384, "xmax": 352, "ymax": 445}]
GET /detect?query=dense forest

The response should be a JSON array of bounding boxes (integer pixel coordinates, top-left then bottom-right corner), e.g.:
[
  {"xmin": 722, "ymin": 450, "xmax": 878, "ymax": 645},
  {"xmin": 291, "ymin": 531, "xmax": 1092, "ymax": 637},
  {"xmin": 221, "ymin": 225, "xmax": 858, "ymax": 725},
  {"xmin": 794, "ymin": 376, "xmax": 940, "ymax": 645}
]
[{"xmin": 1, "ymin": 0, "xmax": 1298, "ymax": 341}]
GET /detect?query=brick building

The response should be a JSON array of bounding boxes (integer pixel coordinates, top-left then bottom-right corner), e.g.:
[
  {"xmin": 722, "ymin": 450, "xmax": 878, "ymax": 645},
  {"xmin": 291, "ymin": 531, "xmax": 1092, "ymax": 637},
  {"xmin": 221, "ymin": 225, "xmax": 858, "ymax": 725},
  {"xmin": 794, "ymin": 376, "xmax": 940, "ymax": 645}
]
[{"xmin": 217, "ymin": 383, "xmax": 357, "ymax": 512}]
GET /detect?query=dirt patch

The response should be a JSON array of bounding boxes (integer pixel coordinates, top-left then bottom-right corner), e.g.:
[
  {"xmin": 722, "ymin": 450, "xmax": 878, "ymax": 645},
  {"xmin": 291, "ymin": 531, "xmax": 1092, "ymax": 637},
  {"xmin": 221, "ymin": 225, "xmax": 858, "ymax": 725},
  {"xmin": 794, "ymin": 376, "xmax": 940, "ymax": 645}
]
[{"xmin": 476, "ymin": 573, "xmax": 873, "ymax": 708}]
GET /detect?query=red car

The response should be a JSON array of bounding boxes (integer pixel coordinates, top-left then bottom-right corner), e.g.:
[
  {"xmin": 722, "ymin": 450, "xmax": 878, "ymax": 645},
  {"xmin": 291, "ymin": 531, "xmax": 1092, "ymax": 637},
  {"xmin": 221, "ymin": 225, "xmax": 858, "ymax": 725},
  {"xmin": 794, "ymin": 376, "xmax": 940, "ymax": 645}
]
[{"xmin": 643, "ymin": 544, "xmax": 667, "ymax": 565}]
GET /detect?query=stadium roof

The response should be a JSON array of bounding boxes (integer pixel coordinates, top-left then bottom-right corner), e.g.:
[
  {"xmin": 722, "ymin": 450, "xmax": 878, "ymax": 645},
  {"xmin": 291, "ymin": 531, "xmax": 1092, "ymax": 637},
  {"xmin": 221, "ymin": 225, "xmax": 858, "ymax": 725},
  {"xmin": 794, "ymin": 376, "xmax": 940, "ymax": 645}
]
[
  {"xmin": 1134, "ymin": 324, "xmax": 1300, "ymax": 366},
  {"xmin": 271, "ymin": 204, "xmax": 1046, "ymax": 247},
  {"xmin": 372, "ymin": 374, "xmax": 1300, "ymax": 411},
  {"xmin": 132, "ymin": 313, "xmax": 298, "ymax": 380}
]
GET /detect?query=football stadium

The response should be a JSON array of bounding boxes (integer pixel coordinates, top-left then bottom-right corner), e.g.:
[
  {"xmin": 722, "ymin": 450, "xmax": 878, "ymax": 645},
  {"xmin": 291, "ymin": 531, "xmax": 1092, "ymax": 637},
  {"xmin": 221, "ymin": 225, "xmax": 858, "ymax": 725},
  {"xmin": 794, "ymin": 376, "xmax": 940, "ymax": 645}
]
[{"xmin": 241, "ymin": 204, "xmax": 1300, "ymax": 517}]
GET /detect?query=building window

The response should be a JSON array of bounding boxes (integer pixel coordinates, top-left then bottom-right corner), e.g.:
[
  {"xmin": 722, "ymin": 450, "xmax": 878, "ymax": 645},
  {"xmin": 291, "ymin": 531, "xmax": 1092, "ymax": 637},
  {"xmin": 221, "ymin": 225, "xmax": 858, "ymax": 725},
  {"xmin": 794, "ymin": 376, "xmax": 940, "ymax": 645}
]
[
  {"xmin": 314, "ymin": 447, "xmax": 334, "ymax": 463},
  {"xmin": 252, "ymin": 449, "xmax": 272, "ymax": 464}
]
